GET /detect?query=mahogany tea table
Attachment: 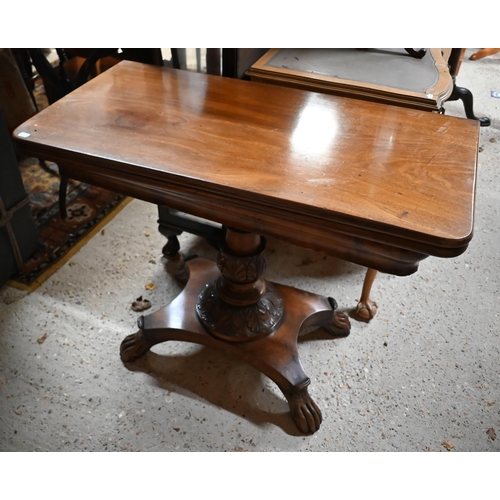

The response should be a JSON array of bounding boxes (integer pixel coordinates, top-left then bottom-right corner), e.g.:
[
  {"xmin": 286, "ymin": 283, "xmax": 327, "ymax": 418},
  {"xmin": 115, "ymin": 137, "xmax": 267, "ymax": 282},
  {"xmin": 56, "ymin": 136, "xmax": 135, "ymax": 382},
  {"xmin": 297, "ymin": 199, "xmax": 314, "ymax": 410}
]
[{"xmin": 14, "ymin": 61, "xmax": 479, "ymax": 434}]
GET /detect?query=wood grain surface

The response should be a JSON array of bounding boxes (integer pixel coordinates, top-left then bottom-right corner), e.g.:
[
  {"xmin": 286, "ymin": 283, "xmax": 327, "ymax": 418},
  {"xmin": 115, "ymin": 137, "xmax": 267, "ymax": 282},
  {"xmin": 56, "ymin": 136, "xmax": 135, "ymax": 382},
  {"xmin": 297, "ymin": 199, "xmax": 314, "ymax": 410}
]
[{"xmin": 14, "ymin": 61, "xmax": 479, "ymax": 275}]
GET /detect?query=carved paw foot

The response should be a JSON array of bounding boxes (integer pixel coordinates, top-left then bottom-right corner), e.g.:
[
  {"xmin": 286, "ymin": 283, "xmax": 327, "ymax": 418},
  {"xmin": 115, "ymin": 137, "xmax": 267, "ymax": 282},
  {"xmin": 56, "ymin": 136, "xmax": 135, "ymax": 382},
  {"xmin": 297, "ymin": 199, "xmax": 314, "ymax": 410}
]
[
  {"xmin": 329, "ymin": 310, "xmax": 351, "ymax": 337},
  {"xmin": 287, "ymin": 384, "xmax": 322, "ymax": 434},
  {"xmin": 323, "ymin": 299, "xmax": 351, "ymax": 337},
  {"xmin": 120, "ymin": 330, "xmax": 152, "ymax": 363},
  {"xmin": 353, "ymin": 298, "xmax": 378, "ymax": 323}
]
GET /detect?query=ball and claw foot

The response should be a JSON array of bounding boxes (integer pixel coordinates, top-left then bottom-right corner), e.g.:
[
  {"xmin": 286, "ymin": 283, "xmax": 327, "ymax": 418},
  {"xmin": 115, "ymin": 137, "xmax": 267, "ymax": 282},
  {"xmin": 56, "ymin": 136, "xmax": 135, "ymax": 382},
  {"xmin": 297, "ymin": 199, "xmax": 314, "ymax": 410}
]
[
  {"xmin": 287, "ymin": 384, "xmax": 322, "ymax": 434},
  {"xmin": 353, "ymin": 298, "xmax": 378, "ymax": 322},
  {"xmin": 120, "ymin": 330, "xmax": 152, "ymax": 363}
]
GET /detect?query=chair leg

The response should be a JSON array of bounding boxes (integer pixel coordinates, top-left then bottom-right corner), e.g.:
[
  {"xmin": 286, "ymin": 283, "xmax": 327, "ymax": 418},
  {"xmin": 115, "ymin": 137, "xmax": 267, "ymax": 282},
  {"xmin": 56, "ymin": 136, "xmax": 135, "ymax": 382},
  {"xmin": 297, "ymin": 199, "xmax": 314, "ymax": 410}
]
[
  {"xmin": 38, "ymin": 160, "xmax": 55, "ymax": 175},
  {"xmin": 162, "ymin": 235, "xmax": 181, "ymax": 257},
  {"xmin": 352, "ymin": 268, "xmax": 378, "ymax": 322},
  {"xmin": 59, "ymin": 176, "xmax": 68, "ymax": 219},
  {"xmin": 447, "ymin": 84, "xmax": 491, "ymax": 126},
  {"xmin": 157, "ymin": 205, "xmax": 223, "ymax": 258},
  {"xmin": 469, "ymin": 48, "xmax": 500, "ymax": 61}
]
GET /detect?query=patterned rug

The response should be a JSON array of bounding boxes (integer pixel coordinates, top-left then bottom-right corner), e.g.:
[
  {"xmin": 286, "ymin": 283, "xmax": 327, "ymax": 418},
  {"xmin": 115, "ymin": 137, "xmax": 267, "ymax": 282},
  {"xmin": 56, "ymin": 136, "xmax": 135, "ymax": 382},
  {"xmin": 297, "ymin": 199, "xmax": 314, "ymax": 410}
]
[{"xmin": 7, "ymin": 81, "xmax": 131, "ymax": 291}]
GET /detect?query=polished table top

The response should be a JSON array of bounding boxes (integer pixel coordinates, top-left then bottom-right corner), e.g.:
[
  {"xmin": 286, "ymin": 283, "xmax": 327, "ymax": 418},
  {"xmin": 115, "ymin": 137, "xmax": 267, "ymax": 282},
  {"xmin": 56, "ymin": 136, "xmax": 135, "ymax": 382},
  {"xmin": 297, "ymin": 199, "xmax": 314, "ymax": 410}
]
[{"xmin": 14, "ymin": 61, "xmax": 480, "ymax": 275}]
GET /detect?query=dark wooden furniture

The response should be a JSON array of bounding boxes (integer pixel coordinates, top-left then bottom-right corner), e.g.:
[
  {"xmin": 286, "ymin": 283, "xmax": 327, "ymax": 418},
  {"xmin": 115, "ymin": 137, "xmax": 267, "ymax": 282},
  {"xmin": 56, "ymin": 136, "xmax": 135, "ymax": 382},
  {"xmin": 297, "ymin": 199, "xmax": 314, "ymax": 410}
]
[
  {"xmin": 14, "ymin": 61, "xmax": 479, "ymax": 434},
  {"xmin": 27, "ymin": 48, "xmax": 164, "ymax": 105},
  {"xmin": 0, "ymin": 108, "xmax": 38, "ymax": 286},
  {"xmin": 24, "ymin": 48, "xmax": 166, "ymax": 219},
  {"xmin": 222, "ymin": 48, "xmax": 269, "ymax": 78},
  {"xmin": 1, "ymin": 49, "xmax": 37, "ymax": 134}
]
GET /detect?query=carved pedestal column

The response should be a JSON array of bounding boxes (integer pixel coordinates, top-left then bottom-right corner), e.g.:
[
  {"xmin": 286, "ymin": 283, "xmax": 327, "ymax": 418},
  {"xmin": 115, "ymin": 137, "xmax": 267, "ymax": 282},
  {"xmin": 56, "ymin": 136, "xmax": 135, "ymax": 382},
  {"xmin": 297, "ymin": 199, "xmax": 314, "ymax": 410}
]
[
  {"xmin": 196, "ymin": 228, "xmax": 284, "ymax": 342},
  {"xmin": 120, "ymin": 228, "xmax": 351, "ymax": 434}
]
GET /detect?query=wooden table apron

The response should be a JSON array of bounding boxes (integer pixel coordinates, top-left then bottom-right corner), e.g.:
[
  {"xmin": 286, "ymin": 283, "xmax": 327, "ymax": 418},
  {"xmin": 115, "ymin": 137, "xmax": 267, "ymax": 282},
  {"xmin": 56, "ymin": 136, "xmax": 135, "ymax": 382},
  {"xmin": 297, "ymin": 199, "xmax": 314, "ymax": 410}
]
[{"xmin": 13, "ymin": 61, "xmax": 479, "ymax": 434}]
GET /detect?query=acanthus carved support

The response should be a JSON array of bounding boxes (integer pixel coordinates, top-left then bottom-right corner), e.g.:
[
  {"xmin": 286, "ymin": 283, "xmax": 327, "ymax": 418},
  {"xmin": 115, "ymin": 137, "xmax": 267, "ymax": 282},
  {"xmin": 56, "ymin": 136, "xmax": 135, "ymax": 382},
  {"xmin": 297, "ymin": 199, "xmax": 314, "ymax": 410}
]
[{"xmin": 196, "ymin": 228, "xmax": 284, "ymax": 342}]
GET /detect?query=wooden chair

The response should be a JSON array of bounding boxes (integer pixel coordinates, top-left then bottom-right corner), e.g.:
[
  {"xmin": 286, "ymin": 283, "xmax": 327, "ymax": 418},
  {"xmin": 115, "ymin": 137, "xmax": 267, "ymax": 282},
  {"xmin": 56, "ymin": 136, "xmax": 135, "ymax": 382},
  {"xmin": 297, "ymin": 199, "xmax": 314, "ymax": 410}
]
[
  {"xmin": 25, "ymin": 48, "xmax": 165, "ymax": 218},
  {"xmin": 28, "ymin": 49, "xmax": 165, "ymax": 104}
]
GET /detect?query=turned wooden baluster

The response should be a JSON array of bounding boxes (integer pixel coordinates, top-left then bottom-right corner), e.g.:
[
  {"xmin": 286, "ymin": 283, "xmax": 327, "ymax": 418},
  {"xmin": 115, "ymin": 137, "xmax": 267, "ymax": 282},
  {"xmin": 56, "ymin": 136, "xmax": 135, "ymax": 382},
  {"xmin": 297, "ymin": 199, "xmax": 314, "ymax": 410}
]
[{"xmin": 196, "ymin": 228, "xmax": 284, "ymax": 342}]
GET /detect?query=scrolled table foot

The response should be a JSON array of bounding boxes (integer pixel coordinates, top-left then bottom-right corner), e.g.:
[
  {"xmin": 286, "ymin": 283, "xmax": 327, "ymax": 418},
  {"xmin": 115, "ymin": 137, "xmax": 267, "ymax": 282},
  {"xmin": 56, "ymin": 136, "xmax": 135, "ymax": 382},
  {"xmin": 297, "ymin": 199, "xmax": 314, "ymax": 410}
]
[{"xmin": 286, "ymin": 382, "xmax": 322, "ymax": 434}]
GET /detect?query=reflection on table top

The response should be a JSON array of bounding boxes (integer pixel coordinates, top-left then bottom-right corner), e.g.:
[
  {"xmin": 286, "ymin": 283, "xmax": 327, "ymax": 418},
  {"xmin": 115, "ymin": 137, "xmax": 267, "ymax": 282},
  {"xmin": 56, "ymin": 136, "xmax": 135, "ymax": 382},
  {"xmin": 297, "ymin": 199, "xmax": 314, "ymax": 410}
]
[{"xmin": 14, "ymin": 61, "xmax": 480, "ymax": 274}]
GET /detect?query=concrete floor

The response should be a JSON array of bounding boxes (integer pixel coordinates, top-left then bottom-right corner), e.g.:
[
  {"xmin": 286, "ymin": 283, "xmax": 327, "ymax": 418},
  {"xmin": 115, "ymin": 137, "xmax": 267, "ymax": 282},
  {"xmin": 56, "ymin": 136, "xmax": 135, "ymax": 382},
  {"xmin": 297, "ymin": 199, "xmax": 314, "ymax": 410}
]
[{"xmin": 1, "ymin": 49, "xmax": 499, "ymax": 452}]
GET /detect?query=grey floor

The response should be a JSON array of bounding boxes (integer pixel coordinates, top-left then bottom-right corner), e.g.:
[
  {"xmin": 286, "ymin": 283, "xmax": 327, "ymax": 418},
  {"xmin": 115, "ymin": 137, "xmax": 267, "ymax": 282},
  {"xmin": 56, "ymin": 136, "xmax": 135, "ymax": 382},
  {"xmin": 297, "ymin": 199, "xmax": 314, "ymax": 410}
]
[{"xmin": 1, "ymin": 49, "xmax": 499, "ymax": 452}]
